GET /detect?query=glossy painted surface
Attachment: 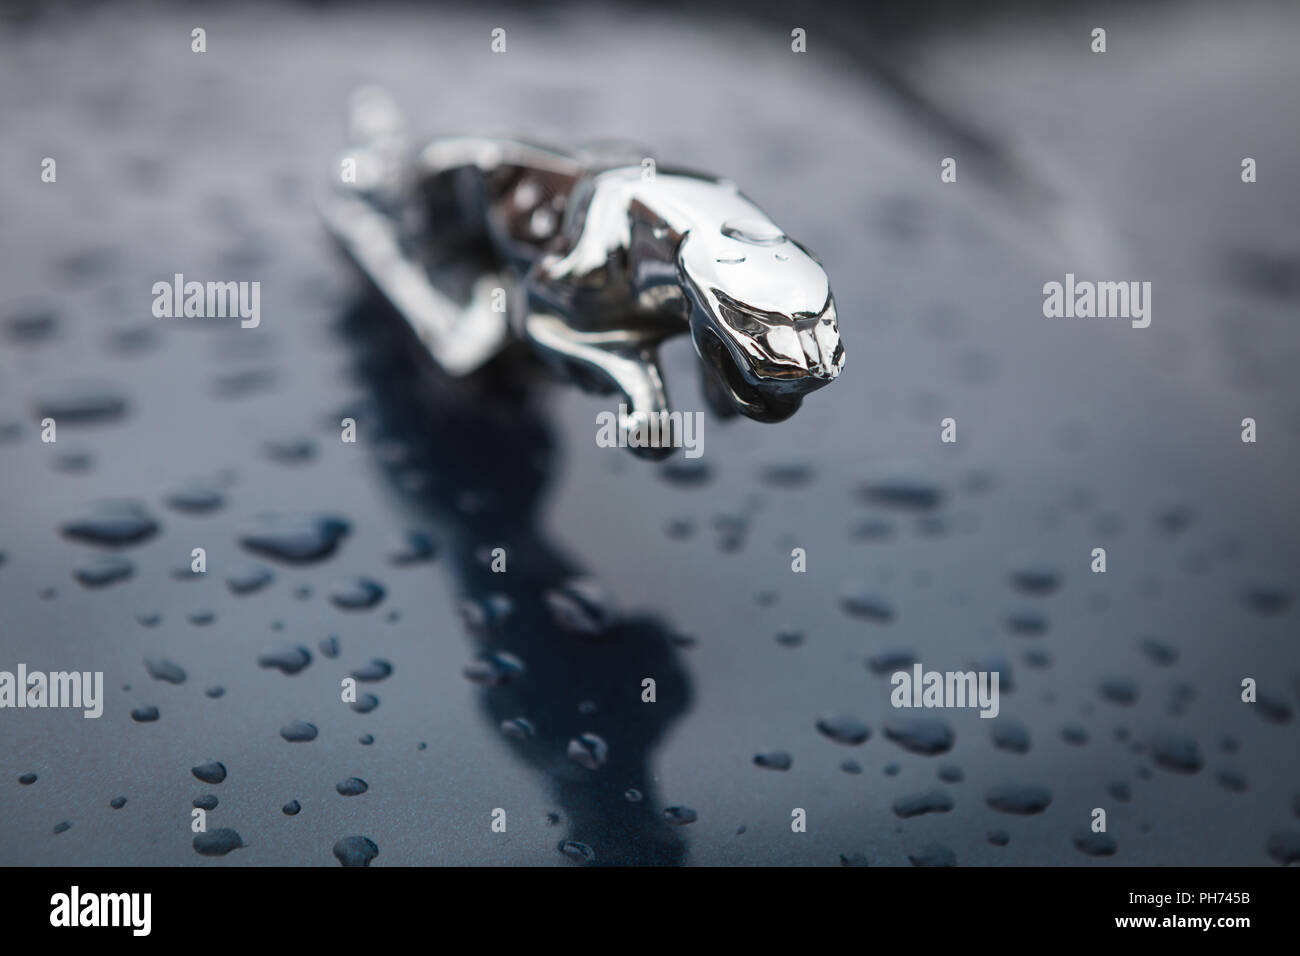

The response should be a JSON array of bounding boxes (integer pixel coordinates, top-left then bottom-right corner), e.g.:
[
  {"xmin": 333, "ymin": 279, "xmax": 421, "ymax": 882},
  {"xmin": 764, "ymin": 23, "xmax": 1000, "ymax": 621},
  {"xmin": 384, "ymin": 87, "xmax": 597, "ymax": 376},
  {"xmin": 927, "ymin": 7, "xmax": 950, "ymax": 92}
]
[{"xmin": 0, "ymin": 1, "xmax": 1297, "ymax": 865}]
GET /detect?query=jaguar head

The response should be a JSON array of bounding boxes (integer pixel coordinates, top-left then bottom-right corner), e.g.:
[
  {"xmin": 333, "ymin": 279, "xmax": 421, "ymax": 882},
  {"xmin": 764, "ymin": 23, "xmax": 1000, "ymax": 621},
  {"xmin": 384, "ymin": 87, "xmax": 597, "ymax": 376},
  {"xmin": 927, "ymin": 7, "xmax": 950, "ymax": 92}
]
[{"xmin": 678, "ymin": 218, "xmax": 844, "ymax": 422}]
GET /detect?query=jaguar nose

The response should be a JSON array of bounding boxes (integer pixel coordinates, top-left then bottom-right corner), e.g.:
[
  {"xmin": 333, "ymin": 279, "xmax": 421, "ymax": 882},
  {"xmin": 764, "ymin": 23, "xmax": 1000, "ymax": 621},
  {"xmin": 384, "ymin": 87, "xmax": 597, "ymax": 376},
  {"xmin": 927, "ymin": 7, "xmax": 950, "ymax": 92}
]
[{"xmin": 799, "ymin": 321, "xmax": 843, "ymax": 381}]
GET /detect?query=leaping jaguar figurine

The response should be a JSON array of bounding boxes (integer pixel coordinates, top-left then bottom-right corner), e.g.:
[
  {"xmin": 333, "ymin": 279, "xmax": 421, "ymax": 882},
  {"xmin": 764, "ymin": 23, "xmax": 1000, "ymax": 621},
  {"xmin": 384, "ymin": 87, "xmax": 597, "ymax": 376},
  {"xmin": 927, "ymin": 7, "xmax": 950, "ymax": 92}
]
[{"xmin": 319, "ymin": 87, "xmax": 845, "ymax": 456}]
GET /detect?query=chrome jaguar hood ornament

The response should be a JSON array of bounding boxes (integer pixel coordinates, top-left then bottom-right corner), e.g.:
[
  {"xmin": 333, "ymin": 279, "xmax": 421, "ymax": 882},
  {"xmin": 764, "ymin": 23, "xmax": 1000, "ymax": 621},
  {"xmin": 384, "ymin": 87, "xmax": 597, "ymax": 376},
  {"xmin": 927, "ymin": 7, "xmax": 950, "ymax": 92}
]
[{"xmin": 319, "ymin": 87, "xmax": 845, "ymax": 456}]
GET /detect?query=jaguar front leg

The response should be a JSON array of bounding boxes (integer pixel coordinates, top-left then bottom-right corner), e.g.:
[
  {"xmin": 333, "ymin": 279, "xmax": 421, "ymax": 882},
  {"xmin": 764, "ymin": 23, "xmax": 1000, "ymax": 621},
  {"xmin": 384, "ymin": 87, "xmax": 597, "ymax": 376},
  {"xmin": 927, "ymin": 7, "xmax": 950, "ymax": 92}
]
[{"xmin": 521, "ymin": 309, "xmax": 677, "ymax": 460}]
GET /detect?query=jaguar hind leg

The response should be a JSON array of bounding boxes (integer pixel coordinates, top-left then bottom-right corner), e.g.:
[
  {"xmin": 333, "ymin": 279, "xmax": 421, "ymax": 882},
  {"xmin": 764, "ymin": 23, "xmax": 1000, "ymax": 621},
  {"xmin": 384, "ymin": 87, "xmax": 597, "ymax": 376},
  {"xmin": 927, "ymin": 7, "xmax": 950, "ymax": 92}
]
[{"xmin": 318, "ymin": 87, "xmax": 510, "ymax": 376}]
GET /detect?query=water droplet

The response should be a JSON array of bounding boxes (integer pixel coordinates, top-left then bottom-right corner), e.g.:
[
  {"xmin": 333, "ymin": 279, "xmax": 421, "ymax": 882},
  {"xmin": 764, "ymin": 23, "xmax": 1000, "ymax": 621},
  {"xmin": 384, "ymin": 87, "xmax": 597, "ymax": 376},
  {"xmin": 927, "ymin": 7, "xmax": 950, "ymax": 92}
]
[
  {"xmin": 1243, "ymin": 585, "xmax": 1292, "ymax": 616},
  {"xmin": 1138, "ymin": 637, "xmax": 1178, "ymax": 666},
  {"xmin": 839, "ymin": 852, "xmax": 870, "ymax": 867},
  {"xmin": 131, "ymin": 705, "xmax": 160, "ymax": 722},
  {"xmin": 775, "ymin": 631, "xmax": 804, "ymax": 647},
  {"xmin": 226, "ymin": 565, "xmax": 274, "ymax": 595},
  {"xmin": 908, "ymin": 843, "xmax": 956, "ymax": 866},
  {"xmin": 164, "ymin": 484, "xmax": 225, "ymax": 515},
  {"xmin": 624, "ymin": 788, "xmax": 643, "ymax": 803},
  {"xmin": 4, "ymin": 305, "xmax": 58, "ymax": 345},
  {"xmin": 938, "ymin": 764, "xmax": 964, "ymax": 783},
  {"xmin": 567, "ymin": 733, "xmax": 609, "ymax": 770},
  {"xmin": 1215, "ymin": 769, "xmax": 1247, "ymax": 792},
  {"xmin": 330, "ymin": 577, "xmax": 385, "ymax": 610},
  {"xmin": 990, "ymin": 720, "xmax": 1030, "ymax": 754},
  {"xmin": 1107, "ymin": 780, "xmax": 1131, "ymax": 802},
  {"xmin": 53, "ymin": 821, "xmax": 72, "ymax": 835},
  {"xmin": 61, "ymin": 501, "xmax": 159, "ymax": 547},
  {"xmin": 239, "ymin": 513, "xmax": 350, "ymax": 565},
  {"xmin": 753, "ymin": 751, "xmax": 793, "ymax": 771},
  {"xmin": 1006, "ymin": 610, "xmax": 1048, "ymax": 636},
  {"xmin": 987, "ymin": 829, "xmax": 1010, "ymax": 846},
  {"xmin": 758, "ymin": 462, "xmax": 814, "ymax": 489},
  {"xmin": 892, "ymin": 790, "xmax": 953, "ymax": 818},
  {"xmin": 1267, "ymin": 831, "xmax": 1300, "ymax": 865},
  {"xmin": 859, "ymin": 478, "xmax": 943, "ymax": 512},
  {"xmin": 1061, "ymin": 724, "xmax": 1089, "ymax": 746},
  {"xmin": 866, "ymin": 648, "xmax": 915, "ymax": 675},
  {"xmin": 462, "ymin": 651, "xmax": 524, "ymax": 687},
  {"xmin": 53, "ymin": 449, "xmax": 94, "ymax": 474},
  {"xmin": 1098, "ymin": 676, "xmax": 1137, "ymax": 706},
  {"xmin": 74, "ymin": 556, "xmax": 135, "ymax": 588},
  {"xmin": 193, "ymin": 828, "xmax": 243, "ymax": 856},
  {"xmin": 1150, "ymin": 734, "xmax": 1202, "ymax": 773},
  {"xmin": 1010, "ymin": 568, "xmax": 1061, "ymax": 596},
  {"xmin": 985, "ymin": 783, "xmax": 1052, "ymax": 815},
  {"xmin": 336, "ymin": 777, "xmax": 368, "ymax": 796},
  {"xmin": 280, "ymin": 720, "xmax": 318, "ymax": 743},
  {"xmin": 19, "ymin": 773, "xmax": 37, "ymax": 785},
  {"xmin": 192, "ymin": 761, "xmax": 227, "ymax": 784},
  {"xmin": 350, "ymin": 659, "xmax": 393, "ymax": 682},
  {"xmin": 545, "ymin": 579, "xmax": 618, "ymax": 637},
  {"xmin": 262, "ymin": 436, "xmax": 318, "ymax": 465},
  {"xmin": 816, "ymin": 715, "xmax": 870, "ymax": 745},
  {"xmin": 144, "ymin": 658, "xmax": 186, "ymax": 685},
  {"xmin": 840, "ymin": 591, "xmax": 895, "ymax": 623},
  {"xmin": 33, "ymin": 382, "xmax": 128, "ymax": 425},
  {"xmin": 257, "ymin": 645, "xmax": 312, "ymax": 676},
  {"xmin": 658, "ymin": 460, "xmax": 711, "ymax": 487},
  {"xmin": 205, "ymin": 686, "xmax": 225, "ymax": 699},
  {"xmin": 350, "ymin": 694, "xmax": 380, "ymax": 714},
  {"xmin": 388, "ymin": 531, "xmax": 437, "ymax": 565},
  {"xmin": 851, "ymin": 517, "xmax": 896, "ymax": 542},
  {"xmin": 841, "ymin": 760, "xmax": 862, "ymax": 774},
  {"xmin": 333, "ymin": 835, "xmax": 379, "ymax": 867},
  {"xmin": 110, "ymin": 796, "xmax": 127, "ymax": 809},
  {"xmin": 1255, "ymin": 694, "xmax": 1294, "ymax": 724},
  {"xmin": 1155, "ymin": 503, "xmax": 1194, "ymax": 536},
  {"xmin": 282, "ymin": 800, "xmax": 301, "ymax": 816},
  {"xmin": 193, "ymin": 794, "xmax": 218, "ymax": 811},
  {"xmin": 359, "ymin": 734, "xmax": 374, "ymax": 745},
  {"xmin": 663, "ymin": 806, "xmax": 698, "ymax": 825},
  {"xmin": 884, "ymin": 717, "xmax": 954, "ymax": 755},
  {"xmin": 558, "ymin": 840, "xmax": 596, "ymax": 864},
  {"xmin": 712, "ymin": 513, "xmax": 749, "ymax": 552},
  {"xmin": 1073, "ymin": 830, "xmax": 1118, "ymax": 856},
  {"xmin": 501, "ymin": 717, "xmax": 536, "ymax": 740}
]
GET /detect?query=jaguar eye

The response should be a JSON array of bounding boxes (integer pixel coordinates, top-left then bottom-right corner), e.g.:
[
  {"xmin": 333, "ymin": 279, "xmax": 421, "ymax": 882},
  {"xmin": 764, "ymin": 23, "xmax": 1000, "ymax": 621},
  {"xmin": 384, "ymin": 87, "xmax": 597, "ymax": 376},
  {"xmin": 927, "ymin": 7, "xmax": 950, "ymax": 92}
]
[{"xmin": 718, "ymin": 300, "xmax": 766, "ymax": 335}]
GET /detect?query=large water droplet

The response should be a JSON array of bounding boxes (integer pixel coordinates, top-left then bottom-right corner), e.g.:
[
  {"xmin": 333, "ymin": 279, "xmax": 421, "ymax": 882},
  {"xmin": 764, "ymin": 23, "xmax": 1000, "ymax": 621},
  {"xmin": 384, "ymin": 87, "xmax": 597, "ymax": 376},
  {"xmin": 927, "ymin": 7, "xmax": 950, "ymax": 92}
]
[
  {"xmin": 74, "ymin": 556, "xmax": 134, "ymax": 588},
  {"xmin": 61, "ymin": 501, "xmax": 159, "ymax": 548},
  {"xmin": 280, "ymin": 720, "xmax": 318, "ymax": 742},
  {"xmin": 191, "ymin": 761, "xmax": 227, "ymax": 784},
  {"xmin": 336, "ymin": 777, "xmax": 368, "ymax": 796},
  {"xmin": 753, "ymin": 751, "xmax": 792, "ymax": 771},
  {"xmin": 193, "ymin": 828, "xmax": 243, "ymax": 856},
  {"xmin": 239, "ymin": 513, "xmax": 350, "ymax": 564},
  {"xmin": 884, "ymin": 717, "xmax": 954, "ymax": 755},
  {"xmin": 985, "ymin": 783, "xmax": 1052, "ymax": 815},
  {"xmin": 567, "ymin": 733, "xmax": 609, "ymax": 770},
  {"xmin": 892, "ymin": 790, "xmax": 953, "ymax": 818},
  {"xmin": 257, "ymin": 646, "xmax": 312, "ymax": 676},
  {"xmin": 333, "ymin": 836, "xmax": 379, "ymax": 867},
  {"xmin": 330, "ymin": 577, "xmax": 385, "ymax": 610},
  {"xmin": 816, "ymin": 715, "xmax": 870, "ymax": 745},
  {"xmin": 144, "ymin": 658, "xmax": 186, "ymax": 685}
]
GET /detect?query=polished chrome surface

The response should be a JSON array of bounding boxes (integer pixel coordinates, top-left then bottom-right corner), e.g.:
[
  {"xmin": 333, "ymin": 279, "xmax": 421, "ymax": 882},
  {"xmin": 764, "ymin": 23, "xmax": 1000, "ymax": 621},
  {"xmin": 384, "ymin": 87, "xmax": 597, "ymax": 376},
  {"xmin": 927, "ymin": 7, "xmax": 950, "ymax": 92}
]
[{"xmin": 319, "ymin": 87, "xmax": 844, "ymax": 450}]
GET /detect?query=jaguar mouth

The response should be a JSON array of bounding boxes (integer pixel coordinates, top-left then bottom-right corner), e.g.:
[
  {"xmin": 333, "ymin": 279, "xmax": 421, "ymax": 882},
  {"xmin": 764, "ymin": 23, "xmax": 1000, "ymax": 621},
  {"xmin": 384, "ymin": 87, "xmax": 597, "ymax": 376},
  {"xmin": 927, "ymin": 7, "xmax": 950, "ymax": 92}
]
[{"xmin": 700, "ymin": 328, "xmax": 802, "ymax": 423}]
